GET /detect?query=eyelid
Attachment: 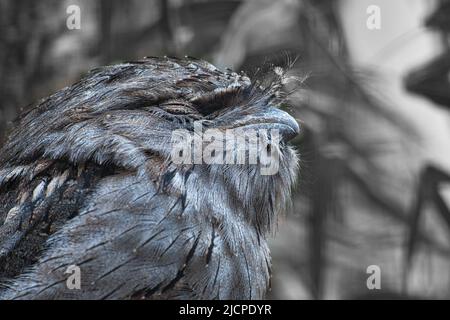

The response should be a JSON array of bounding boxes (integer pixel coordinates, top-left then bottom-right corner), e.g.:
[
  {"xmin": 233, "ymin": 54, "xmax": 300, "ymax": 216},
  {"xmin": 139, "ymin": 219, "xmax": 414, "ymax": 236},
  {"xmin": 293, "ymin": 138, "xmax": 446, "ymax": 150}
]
[{"xmin": 159, "ymin": 100, "xmax": 199, "ymax": 115}]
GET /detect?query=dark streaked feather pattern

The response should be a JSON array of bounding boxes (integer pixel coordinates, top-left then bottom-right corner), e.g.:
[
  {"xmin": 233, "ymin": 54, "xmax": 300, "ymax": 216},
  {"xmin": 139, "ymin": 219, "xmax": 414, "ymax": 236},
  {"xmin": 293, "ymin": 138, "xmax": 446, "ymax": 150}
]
[{"xmin": 0, "ymin": 57, "xmax": 298, "ymax": 299}]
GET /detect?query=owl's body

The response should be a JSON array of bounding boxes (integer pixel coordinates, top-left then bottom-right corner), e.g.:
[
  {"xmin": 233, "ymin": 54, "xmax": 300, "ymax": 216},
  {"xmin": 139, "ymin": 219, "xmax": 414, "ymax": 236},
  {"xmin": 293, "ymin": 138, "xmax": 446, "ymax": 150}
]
[{"xmin": 0, "ymin": 57, "xmax": 299, "ymax": 299}]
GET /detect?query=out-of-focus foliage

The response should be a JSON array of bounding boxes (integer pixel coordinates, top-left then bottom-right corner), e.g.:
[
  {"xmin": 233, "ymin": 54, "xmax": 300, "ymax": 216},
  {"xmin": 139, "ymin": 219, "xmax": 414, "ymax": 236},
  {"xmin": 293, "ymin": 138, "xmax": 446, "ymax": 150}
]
[{"xmin": 403, "ymin": 0, "xmax": 450, "ymax": 300}]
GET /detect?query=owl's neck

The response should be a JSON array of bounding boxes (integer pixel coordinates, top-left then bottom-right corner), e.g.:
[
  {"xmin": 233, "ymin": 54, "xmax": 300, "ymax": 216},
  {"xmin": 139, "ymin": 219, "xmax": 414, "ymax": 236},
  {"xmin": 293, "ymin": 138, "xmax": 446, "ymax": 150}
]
[{"xmin": 164, "ymin": 162, "xmax": 296, "ymax": 235}]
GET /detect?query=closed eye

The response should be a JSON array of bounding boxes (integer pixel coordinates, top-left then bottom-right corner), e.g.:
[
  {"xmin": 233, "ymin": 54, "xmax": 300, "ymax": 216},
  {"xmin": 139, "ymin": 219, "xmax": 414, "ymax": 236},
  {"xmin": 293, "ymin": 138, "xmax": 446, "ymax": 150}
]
[{"xmin": 158, "ymin": 100, "xmax": 201, "ymax": 117}]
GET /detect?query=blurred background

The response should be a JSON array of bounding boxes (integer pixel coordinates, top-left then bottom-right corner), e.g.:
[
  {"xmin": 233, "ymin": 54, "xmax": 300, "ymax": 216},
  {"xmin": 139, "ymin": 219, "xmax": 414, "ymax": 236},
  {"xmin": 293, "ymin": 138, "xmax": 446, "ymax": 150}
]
[{"xmin": 1, "ymin": 0, "xmax": 450, "ymax": 299}]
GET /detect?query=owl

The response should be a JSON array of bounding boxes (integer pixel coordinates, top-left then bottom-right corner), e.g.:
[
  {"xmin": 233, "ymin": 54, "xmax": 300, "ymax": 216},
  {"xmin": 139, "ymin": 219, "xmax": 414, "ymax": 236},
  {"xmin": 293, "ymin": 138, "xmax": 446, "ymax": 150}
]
[{"xmin": 0, "ymin": 57, "xmax": 299, "ymax": 299}]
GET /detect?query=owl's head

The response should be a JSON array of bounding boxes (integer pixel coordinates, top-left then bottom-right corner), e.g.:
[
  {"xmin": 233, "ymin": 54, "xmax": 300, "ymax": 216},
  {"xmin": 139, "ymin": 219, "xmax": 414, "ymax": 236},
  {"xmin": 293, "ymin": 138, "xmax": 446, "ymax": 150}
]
[{"xmin": 0, "ymin": 57, "xmax": 300, "ymax": 233}]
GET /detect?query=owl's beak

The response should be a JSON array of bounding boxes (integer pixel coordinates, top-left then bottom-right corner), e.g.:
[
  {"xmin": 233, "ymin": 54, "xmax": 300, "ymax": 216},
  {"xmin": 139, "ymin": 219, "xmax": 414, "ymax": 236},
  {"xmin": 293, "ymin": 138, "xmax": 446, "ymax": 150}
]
[
  {"xmin": 226, "ymin": 107, "xmax": 300, "ymax": 142},
  {"xmin": 263, "ymin": 108, "xmax": 300, "ymax": 142}
]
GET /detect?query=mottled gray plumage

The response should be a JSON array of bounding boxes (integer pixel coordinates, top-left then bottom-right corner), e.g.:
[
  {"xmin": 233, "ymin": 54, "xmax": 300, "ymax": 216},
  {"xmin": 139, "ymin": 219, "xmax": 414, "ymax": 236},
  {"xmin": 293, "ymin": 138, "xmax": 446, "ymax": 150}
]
[{"xmin": 0, "ymin": 57, "xmax": 299, "ymax": 299}]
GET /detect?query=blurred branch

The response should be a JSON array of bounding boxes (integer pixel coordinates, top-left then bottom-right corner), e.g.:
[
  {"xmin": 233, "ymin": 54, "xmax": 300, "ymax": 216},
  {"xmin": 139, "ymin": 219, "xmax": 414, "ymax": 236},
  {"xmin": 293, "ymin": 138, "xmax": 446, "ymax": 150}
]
[{"xmin": 404, "ymin": 165, "xmax": 450, "ymax": 292}]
